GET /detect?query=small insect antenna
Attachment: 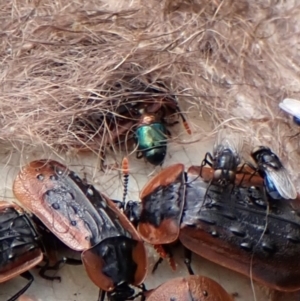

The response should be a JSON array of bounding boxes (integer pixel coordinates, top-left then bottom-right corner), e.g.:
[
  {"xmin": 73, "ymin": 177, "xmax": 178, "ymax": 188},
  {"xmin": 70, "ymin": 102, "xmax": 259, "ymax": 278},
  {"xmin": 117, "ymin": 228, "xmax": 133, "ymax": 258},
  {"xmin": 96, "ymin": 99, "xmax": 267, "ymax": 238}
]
[
  {"xmin": 177, "ymin": 108, "xmax": 192, "ymax": 135},
  {"xmin": 173, "ymin": 94, "xmax": 192, "ymax": 135},
  {"xmin": 121, "ymin": 157, "xmax": 129, "ymax": 205}
]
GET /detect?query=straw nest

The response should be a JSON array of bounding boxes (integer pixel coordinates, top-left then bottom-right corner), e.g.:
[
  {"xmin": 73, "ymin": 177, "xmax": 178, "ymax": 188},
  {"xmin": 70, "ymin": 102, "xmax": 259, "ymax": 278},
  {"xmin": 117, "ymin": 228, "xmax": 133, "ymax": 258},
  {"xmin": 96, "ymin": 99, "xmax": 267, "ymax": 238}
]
[{"xmin": 1, "ymin": 0, "xmax": 300, "ymax": 190}]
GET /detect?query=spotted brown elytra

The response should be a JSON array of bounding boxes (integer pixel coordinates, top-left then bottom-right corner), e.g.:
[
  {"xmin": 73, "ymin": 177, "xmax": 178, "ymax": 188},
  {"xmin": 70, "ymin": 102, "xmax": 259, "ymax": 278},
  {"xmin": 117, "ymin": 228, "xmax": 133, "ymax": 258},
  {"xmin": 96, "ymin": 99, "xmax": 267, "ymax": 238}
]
[
  {"xmin": 145, "ymin": 275, "xmax": 234, "ymax": 301},
  {"xmin": 13, "ymin": 160, "xmax": 148, "ymax": 301}
]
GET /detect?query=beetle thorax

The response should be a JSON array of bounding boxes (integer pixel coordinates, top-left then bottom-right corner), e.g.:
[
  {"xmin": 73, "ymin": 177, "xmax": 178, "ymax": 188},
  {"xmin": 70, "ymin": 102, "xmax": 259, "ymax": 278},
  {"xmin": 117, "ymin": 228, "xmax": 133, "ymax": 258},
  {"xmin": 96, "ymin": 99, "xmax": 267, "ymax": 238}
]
[{"xmin": 139, "ymin": 114, "xmax": 157, "ymax": 125}]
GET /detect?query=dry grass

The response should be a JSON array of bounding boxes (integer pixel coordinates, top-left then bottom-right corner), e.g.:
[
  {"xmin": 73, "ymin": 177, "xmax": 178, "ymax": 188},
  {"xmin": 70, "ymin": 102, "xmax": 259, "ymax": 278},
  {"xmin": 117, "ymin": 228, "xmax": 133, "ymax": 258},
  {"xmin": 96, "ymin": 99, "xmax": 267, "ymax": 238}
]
[{"xmin": 1, "ymin": 0, "xmax": 300, "ymax": 188}]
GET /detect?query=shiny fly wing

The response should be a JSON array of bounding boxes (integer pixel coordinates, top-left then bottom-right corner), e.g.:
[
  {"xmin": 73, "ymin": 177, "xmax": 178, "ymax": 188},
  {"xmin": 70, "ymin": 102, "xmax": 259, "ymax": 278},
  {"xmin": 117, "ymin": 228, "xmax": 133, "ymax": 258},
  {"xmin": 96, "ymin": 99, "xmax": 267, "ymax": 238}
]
[
  {"xmin": 265, "ymin": 166, "xmax": 297, "ymax": 200},
  {"xmin": 279, "ymin": 98, "xmax": 300, "ymax": 119},
  {"xmin": 13, "ymin": 160, "xmax": 119, "ymax": 251},
  {"xmin": 213, "ymin": 129, "xmax": 243, "ymax": 163},
  {"xmin": 138, "ymin": 164, "xmax": 186, "ymax": 245}
]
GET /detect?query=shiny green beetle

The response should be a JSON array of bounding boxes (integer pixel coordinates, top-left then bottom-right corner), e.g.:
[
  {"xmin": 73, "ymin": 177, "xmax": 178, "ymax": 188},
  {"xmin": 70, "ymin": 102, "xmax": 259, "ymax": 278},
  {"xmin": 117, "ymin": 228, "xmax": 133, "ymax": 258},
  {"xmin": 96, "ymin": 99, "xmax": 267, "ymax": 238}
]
[
  {"xmin": 135, "ymin": 113, "xmax": 169, "ymax": 165},
  {"xmin": 133, "ymin": 98, "xmax": 191, "ymax": 166}
]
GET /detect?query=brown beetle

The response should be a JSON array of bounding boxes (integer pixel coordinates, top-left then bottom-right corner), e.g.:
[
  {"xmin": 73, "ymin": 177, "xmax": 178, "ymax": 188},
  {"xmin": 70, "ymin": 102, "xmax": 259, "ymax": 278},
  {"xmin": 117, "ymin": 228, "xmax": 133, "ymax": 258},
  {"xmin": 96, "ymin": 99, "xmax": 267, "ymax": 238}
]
[
  {"xmin": 13, "ymin": 159, "xmax": 148, "ymax": 301},
  {"xmin": 125, "ymin": 163, "xmax": 300, "ymax": 292},
  {"xmin": 0, "ymin": 201, "xmax": 44, "ymax": 301},
  {"xmin": 145, "ymin": 275, "xmax": 234, "ymax": 301}
]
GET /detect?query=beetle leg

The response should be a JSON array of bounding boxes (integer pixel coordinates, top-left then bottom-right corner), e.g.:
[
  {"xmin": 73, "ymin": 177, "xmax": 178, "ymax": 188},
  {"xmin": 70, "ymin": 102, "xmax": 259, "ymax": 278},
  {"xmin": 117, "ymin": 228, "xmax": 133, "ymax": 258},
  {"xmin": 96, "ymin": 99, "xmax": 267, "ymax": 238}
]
[
  {"xmin": 38, "ymin": 258, "xmax": 65, "ymax": 281},
  {"xmin": 7, "ymin": 271, "xmax": 34, "ymax": 301},
  {"xmin": 138, "ymin": 283, "xmax": 146, "ymax": 291},
  {"xmin": 139, "ymin": 283, "xmax": 148, "ymax": 301},
  {"xmin": 151, "ymin": 257, "xmax": 163, "ymax": 274},
  {"xmin": 236, "ymin": 162, "xmax": 257, "ymax": 186},
  {"xmin": 200, "ymin": 152, "xmax": 213, "ymax": 177},
  {"xmin": 111, "ymin": 199, "xmax": 124, "ymax": 210},
  {"xmin": 97, "ymin": 289, "xmax": 106, "ymax": 301},
  {"xmin": 140, "ymin": 292, "xmax": 146, "ymax": 301},
  {"xmin": 163, "ymin": 96, "xmax": 192, "ymax": 134},
  {"xmin": 184, "ymin": 247, "xmax": 194, "ymax": 275},
  {"xmin": 242, "ymin": 161, "xmax": 259, "ymax": 185},
  {"xmin": 64, "ymin": 258, "xmax": 82, "ymax": 265},
  {"xmin": 152, "ymin": 244, "xmax": 175, "ymax": 273},
  {"xmin": 126, "ymin": 284, "xmax": 147, "ymax": 301}
]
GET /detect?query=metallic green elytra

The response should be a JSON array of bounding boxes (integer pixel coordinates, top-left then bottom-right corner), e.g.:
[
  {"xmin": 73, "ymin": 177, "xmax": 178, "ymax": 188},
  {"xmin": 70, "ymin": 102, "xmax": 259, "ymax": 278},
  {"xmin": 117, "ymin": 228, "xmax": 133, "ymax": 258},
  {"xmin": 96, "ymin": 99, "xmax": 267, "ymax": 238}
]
[{"xmin": 135, "ymin": 122, "xmax": 168, "ymax": 165}]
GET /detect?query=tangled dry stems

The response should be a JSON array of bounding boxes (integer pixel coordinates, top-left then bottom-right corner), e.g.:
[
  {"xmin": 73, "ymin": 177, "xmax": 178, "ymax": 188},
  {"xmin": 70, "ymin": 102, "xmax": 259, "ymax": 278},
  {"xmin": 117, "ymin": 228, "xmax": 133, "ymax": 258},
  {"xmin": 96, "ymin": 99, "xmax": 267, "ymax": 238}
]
[{"xmin": 1, "ymin": 0, "xmax": 300, "ymax": 188}]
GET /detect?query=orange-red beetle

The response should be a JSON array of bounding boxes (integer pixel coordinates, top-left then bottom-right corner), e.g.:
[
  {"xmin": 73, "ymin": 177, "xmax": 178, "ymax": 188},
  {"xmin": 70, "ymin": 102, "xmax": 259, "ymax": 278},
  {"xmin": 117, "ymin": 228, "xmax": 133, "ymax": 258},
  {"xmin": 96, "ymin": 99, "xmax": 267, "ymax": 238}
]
[
  {"xmin": 145, "ymin": 275, "xmax": 234, "ymax": 301},
  {"xmin": 126, "ymin": 163, "xmax": 300, "ymax": 292},
  {"xmin": 13, "ymin": 160, "xmax": 148, "ymax": 301},
  {"xmin": 0, "ymin": 201, "xmax": 43, "ymax": 301}
]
